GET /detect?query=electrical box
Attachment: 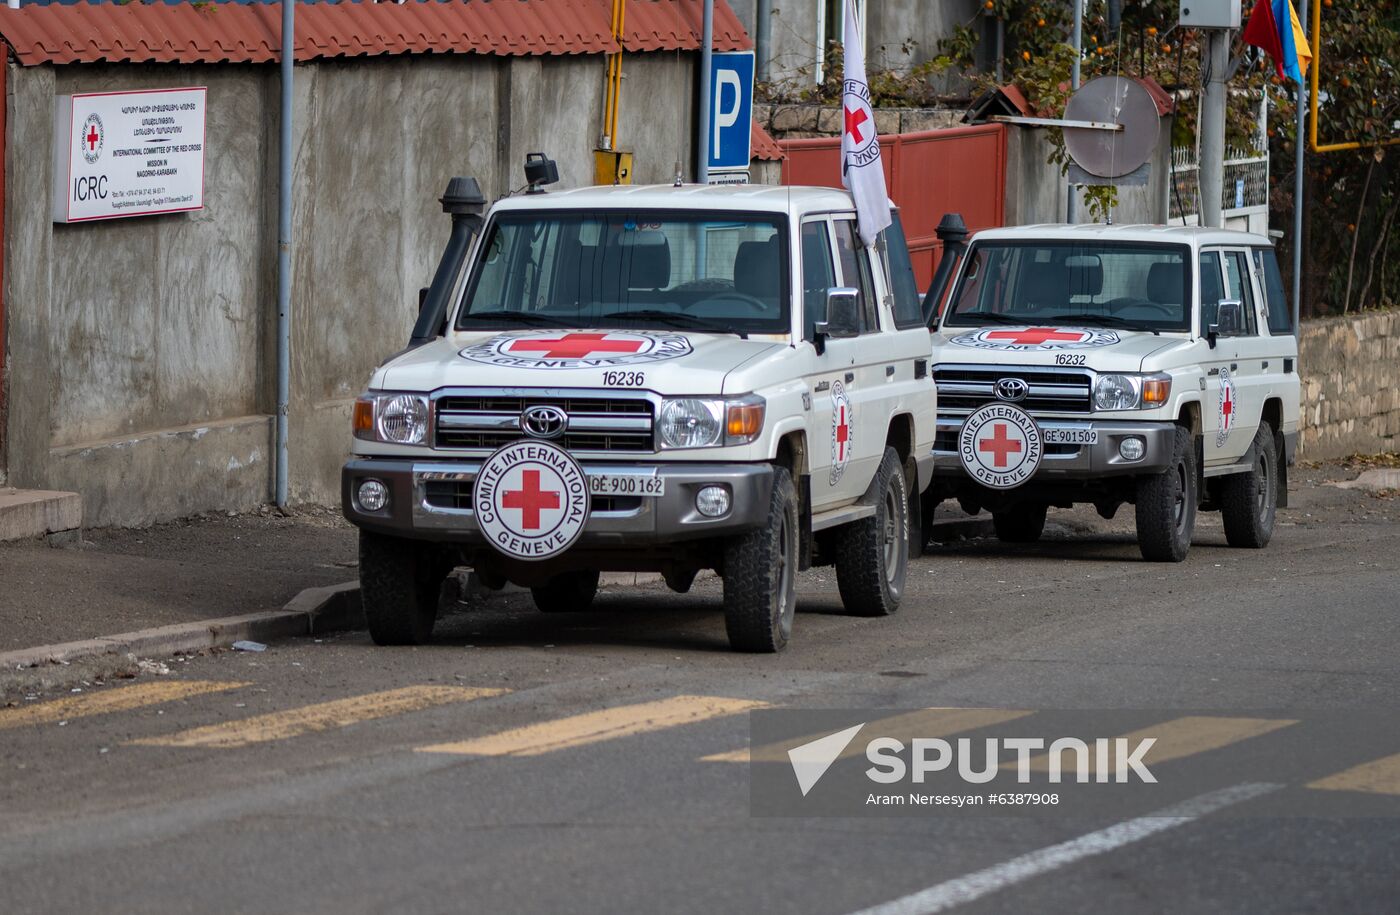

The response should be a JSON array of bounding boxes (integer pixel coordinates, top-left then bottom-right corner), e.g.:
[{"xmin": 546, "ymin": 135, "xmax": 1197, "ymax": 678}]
[
  {"xmin": 593, "ymin": 149, "xmax": 633, "ymax": 186},
  {"xmin": 1180, "ymin": 0, "xmax": 1241, "ymax": 29}
]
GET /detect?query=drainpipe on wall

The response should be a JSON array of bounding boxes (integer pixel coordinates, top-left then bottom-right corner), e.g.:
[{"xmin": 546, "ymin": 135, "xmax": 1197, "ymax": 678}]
[
  {"xmin": 696, "ymin": 0, "xmax": 713, "ymax": 183},
  {"xmin": 755, "ymin": 0, "xmax": 772, "ymax": 84},
  {"xmin": 1292, "ymin": 0, "xmax": 1308, "ymax": 335},
  {"xmin": 275, "ymin": 0, "xmax": 294, "ymax": 509}
]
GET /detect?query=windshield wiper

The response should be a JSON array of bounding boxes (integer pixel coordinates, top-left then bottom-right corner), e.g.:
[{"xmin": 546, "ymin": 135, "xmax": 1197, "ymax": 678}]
[
  {"xmin": 601, "ymin": 310, "xmax": 748, "ymax": 339},
  {"xmin": 1045, "ymin": 313, "xmax": 1160, "ymax": 335},
  {"xmin": 458, "ymin": 310, "xmax": 577, "ymax": 328}
]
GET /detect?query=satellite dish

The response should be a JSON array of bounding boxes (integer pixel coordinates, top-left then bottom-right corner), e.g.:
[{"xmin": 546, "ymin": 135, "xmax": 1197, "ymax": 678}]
[{"xmin": 1063, "ymin": 76, "xmax": 1160, "ymax": 180}]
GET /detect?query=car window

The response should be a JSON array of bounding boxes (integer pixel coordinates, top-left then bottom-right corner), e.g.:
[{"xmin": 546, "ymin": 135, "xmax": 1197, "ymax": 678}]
[
  {"xmin": 834, "ymin": 219, "xmax": 878, "ymax": 332},
  {"xmin": 944, "ymin": 241, "xmax": 1191, "ymax": 332},
  {"xmin": 801, "ymin": 219, "xmax": 836, "ymax": 340},
  {"xmin": 1254, "ymin": 247, "xmax": 1293, "ymax": 335},
  {"xmin": 456, "ymin": 210, "xmax": 789, "ymax": 334},
  {"xmin": 881, "ymin": 214, "xmax": 924, "ymax": 330},
  {"xmin": 1199, "ymin": 251, "xmax": 1225, "ymax": 331},
  {"xmin": 1223, "ymin": 250, "xmax": 1259, "ymax": 335}
]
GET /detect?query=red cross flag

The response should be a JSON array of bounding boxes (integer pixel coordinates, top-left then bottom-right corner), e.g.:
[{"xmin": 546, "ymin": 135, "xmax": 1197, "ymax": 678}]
[{"xmin": 840, "ymin": 0, "xmax": 891, "ymax": 246}]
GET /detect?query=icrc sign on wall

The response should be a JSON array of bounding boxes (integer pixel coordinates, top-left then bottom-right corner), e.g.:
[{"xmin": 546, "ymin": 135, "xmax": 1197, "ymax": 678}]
[{"xmin": 52, "ymin": 87, "xmax": 207, "ymax": 223}]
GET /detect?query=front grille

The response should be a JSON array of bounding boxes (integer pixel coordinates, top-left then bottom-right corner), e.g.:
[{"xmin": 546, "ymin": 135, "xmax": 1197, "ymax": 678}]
[
  {"xmin": 434, "ymin": 392, "xmax": 654, "ymax": 453},
  {"xmin": 934, "ymin": 365, "xmax": 1092, "ymax": 414},
  {"xmin": 422, "ymin": 480, "xmax": 639, "ymax": 513}
]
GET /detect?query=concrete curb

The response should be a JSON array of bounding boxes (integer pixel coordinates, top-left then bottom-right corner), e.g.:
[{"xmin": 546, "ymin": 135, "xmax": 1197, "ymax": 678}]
[{"xmin": 0, "ymin": 581, "xmax": 362, "ymax": 672}]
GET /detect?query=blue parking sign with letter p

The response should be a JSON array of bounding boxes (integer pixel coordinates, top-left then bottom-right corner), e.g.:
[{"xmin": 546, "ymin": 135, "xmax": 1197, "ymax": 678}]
[{"xmin": 708, "ymin": 51, "xmax": 754, "ymax": 172}]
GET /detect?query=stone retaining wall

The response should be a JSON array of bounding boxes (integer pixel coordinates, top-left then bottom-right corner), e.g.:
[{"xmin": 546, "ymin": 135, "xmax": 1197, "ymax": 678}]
[{"xmin": 1300, "ymin": 310, "xmax": 1400, "ymax": 459}]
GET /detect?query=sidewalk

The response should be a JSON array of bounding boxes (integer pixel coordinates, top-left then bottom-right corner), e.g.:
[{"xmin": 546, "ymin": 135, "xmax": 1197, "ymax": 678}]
[{"xmin": 0, "ymin": 506, "xmax": 358, "ymax": 653}]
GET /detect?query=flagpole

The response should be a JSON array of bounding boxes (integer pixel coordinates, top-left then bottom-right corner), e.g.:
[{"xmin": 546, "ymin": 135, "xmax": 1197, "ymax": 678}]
[
  {"xmin": 1067, "ymin": 0, "xmax": 1082, "ymax": 224},
  {"xmin": 697, "ymin": 0, "xmax": 714, "ymax": 183},
  {"xmin": 1291, "ymin": 0, "xmax": 1307, "ymax": 334}
]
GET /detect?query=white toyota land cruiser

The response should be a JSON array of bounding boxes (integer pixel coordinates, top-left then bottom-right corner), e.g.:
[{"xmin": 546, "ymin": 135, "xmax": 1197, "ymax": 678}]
[
  {"xmin": 343, "ymin": 171, "xmax": 936, "ymax": 652},
  {"xmin": 927, "ymin": 224, "xmax": 1300, "ymax": 562}
]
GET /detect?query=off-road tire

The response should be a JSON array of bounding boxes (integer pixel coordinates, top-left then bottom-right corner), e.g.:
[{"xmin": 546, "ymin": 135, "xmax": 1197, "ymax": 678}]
[
  {"xmin": 531, "ymin": 570, "xmax": 600, "ymax": 613},
  {"xmin": 834, "ymin": 448, "xmax": 909, "ymax": 617},
  {"xmin": 1219, "ymin": 424, "xmax": 1278, "ymax": 548},
  {"xmin": 992, "ymin": 503, "xmax": 1048, "ymax": 543},
  {"xmin": 360, "ymin": 530, "xmax": 452, "ymax": 645},
  {"xmin": 1135, "ymin": 425, "xmax": 1198, "ymax": 563},
  {"xmin": 723, "ymin": 466, "xmax": 799, "ymax": 652}
]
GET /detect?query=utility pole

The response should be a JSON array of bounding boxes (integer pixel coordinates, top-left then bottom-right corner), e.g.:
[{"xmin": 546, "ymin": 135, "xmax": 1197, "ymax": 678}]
[
  {"xmin": 1199, "ymin": 27, "xmax": 1230, "ymax": 228},
  {"xmin": 1066, "ymin": 0, "xmax": 1082, "ymax": 224},
  {"xmin": 696, "ymin": 0, "xmax": 714, "ymax": 183},
  {"xmin": 1292, "ymin": 0, "xmax": 1308, "ymax": 332}
]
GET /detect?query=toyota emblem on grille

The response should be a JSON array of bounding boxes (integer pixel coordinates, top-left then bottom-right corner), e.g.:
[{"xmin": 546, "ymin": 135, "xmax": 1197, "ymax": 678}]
[
  {"xmin": 521, "ymin": 405, "xmax": 568, "ymax": 439},
  {"xmin": 994, "ymin": 377, "xmax": 1030, "ymax": 403}
]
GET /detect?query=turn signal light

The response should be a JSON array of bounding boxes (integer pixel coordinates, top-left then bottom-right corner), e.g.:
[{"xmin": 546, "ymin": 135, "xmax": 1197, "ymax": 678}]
[
  {"xmin": 1141, "ymin": 377, "xmax": 1172, "ymax": 405},
  {"xmin": 726, "ymin": 402, "xmax": 765, "ymax": 440},
  {"xmin": 353, "ymin": 397, "xmax": 375, "ymax": 438}
]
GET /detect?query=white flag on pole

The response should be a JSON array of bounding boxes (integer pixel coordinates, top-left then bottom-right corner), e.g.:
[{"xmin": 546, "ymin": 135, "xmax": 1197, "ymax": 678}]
[{"xmin": 840, "ymin": 0, "xmax": 891, "ymax": 246}]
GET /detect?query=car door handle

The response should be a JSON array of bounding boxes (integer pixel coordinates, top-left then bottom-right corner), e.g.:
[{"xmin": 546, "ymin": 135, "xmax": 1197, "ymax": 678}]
[
  {"xmin": 1230, "ymin": 363, "xmax": 1238, "ymax": 371},
  {"xmin": 1262, "ymin": 361, "xmax": 1269, "ymax": 369},
  {"xmin": 885, "ymin": 365, "xmax": 896, "ymax": 377},
  {"xmin": 845, "ymin": 372, "xmax": 855, "ymax": 383}
]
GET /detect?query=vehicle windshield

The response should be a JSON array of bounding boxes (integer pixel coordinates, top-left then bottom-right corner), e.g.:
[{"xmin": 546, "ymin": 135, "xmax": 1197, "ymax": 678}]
[
  {"xmin": 455, "ymin": 210, "xmax": 789, "ymax": 335},
  {"xmin": 944, "ymin": 241, "xmax": 1192, "ymax": 333}
]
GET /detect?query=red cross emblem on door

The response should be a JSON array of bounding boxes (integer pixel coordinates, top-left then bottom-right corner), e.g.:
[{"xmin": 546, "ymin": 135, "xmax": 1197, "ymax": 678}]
[
  {"xmin": 834, "ymin": 404, "xmax": 851, "ymax": 462},
  {"xmin": 507, "ymin": 333, "xmax": 645, "ymax": 360},
  {"xmin": 978, "ymin": 423, "xmax": 1024, "ymax": 469},
  {"xmin": 985, "ymin": 328, "xmax": 1087, "ymax": 346},
  {"xmin": 1221, "ymin": 385, "xmax": 1234, "ymax": 430},
  {"xmin": 501, "ymin": 469, "xmax": 561, "ymax": 531}
]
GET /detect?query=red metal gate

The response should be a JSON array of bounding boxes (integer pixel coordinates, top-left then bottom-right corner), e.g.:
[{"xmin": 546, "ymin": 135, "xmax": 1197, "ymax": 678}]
[{"xmin": 780, "ymin": 123, "xmax": 1007, "ymax": 289}]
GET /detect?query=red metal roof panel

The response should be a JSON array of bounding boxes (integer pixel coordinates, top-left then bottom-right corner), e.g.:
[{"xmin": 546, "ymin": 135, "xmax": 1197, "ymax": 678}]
[{"xmin": 0, "ymin": 1, "xmax": 749, "ymax": 67}]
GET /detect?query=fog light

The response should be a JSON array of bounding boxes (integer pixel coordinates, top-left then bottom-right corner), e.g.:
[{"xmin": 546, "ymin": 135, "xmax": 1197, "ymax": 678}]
[
  {"xmin": 695, "ymin": 485, "xmax": 731, "ymax": 518},
  {"xmin": 1119, "ymin": 437, "xmax": 1146, "ymax": 462},
  {"xmin": 357, "ymin": 479, "xmax": 389, "ymax": 512}
]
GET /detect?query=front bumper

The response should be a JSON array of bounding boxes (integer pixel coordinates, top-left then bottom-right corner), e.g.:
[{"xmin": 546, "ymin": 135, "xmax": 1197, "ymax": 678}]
[
  {"xmin": 342, "ymin": 458, "xmax": 774, "ymax": 545},
  {"xmin": 932, "ymin": 415, "xmax": 1177, "ymax": 480}
]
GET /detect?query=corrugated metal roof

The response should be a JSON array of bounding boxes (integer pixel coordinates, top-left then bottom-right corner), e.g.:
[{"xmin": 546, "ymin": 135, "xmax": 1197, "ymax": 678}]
[{"xmin": 0, "ymin": 0, "xmax": 751, "ymax": 67}]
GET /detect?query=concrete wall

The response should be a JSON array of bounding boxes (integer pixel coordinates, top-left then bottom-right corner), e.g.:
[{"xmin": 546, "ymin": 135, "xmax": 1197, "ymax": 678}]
[
  {"xmin": 1004, "ymin": 123, "xmax": 1172, "ymax": 227},
  {"xmin": 1298, "ymin": 311, "xmax": 1400, "ymax": 460},
  {"xmin": 3, "ymin": 50, "xmax": 699, "ymax": 526},
  {"xmin": 731, "ymin": 0, "xmax": 979, "ymax": 87}
]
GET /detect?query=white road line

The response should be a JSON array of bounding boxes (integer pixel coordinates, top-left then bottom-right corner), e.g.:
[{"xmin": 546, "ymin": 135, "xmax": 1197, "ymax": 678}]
[{"xmin": 846, "ymin": 782, "xmax": 1281, "ymax": 915}]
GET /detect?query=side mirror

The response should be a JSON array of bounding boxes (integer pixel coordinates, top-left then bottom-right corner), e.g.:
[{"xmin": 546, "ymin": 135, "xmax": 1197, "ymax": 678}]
[
  {"xmin": 816, "ymin": 287, "xmax": 861, "ymax": 343},
  {"xmin": 1207, "ymin": 299, "xmax": 1242, "ymax": 347}
]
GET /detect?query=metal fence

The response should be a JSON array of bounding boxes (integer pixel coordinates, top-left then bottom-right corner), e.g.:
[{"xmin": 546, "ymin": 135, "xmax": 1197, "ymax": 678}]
[{"xmin": 1169, "ymin": 94, "xmax": 1270, "ymax": 232}]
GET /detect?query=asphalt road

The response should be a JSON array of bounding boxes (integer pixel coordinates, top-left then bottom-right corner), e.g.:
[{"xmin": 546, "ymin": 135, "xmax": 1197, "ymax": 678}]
[{"xmin": 3, "ymin": 467, "xmax": 1399, "ymax": 914}]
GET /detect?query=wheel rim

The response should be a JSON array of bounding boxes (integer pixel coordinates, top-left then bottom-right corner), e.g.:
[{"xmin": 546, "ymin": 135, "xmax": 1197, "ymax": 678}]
[
  {"xmin": 1255, "ymin": 450, "xmax": 1270, "ymax": 522},
  {"xmin": 1173, "ymin": 459, "xmax": 1188, "ymax": 534},
  {"xmin": 776, "ymin": 510, "xmax": 795, "ymax": 639},
  {"xmin": 882, "ymin": 485, "xmax": 900, "ymax": 584}
]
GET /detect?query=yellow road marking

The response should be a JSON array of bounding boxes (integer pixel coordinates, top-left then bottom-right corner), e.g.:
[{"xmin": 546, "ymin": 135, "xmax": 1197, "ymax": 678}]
[
  {"xmin": 131, "ymin": 685, "xmax": 505, "ymax": 749},
  {"xmin": 1308, "ymin": 752, "xmax": 1400, "ymax": 796},
  {"xmin": 418, "ymin": 695, "xmax": 766, "ymax": 757},
  {"xmin": 701, "ymin": 708, "xmax": 1033, "ymax": 764},
  {"xmin": 1016, "ymin": 716, "xmax": 1298, "ymax": 774},
  {"xmin": 0, "ymin": 680, "xmax": 248, "ymax": 730}
]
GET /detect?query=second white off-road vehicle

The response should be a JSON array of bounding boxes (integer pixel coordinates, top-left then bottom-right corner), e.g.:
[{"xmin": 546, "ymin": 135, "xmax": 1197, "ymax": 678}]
[{"xmin": 927, "ymin": 224, "xmax": 1300, "ymax": 562}]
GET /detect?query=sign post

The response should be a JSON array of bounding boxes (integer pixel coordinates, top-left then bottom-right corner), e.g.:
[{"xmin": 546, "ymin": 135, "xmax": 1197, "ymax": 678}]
[
  {"xmin": 52, "ymin": 87, "xmax": 206, "ymax": 223},
  {"xmin": 706, "ymin": 50, "xmax": 754, "ymax": 184}
]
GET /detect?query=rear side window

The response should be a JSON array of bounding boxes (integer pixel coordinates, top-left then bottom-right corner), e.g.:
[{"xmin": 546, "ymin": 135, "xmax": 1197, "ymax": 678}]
[
  {"xmin": 1223, "ymin": 251, "xmax": 1259, "ymax": 335},
  {"xmin": 1254, "ymin": 247, "xmax": 1293, "ymax": 335},
  {"xmin": 881, "ymin": 214, "xmax": 924, "ymax": 330}
]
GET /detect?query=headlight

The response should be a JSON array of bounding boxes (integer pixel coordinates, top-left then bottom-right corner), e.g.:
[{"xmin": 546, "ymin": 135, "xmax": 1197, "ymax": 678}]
[
  {"xmin": 1091, "ymin": 373, "xmax": 1172, "ymax": 412},
  {"xmin": 658, "ymin": 395, "xmax": 765, "ymax": 449},
  {"xmin": 353, "ymin": 393, "xmax": 430, "ymax": 445}
]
